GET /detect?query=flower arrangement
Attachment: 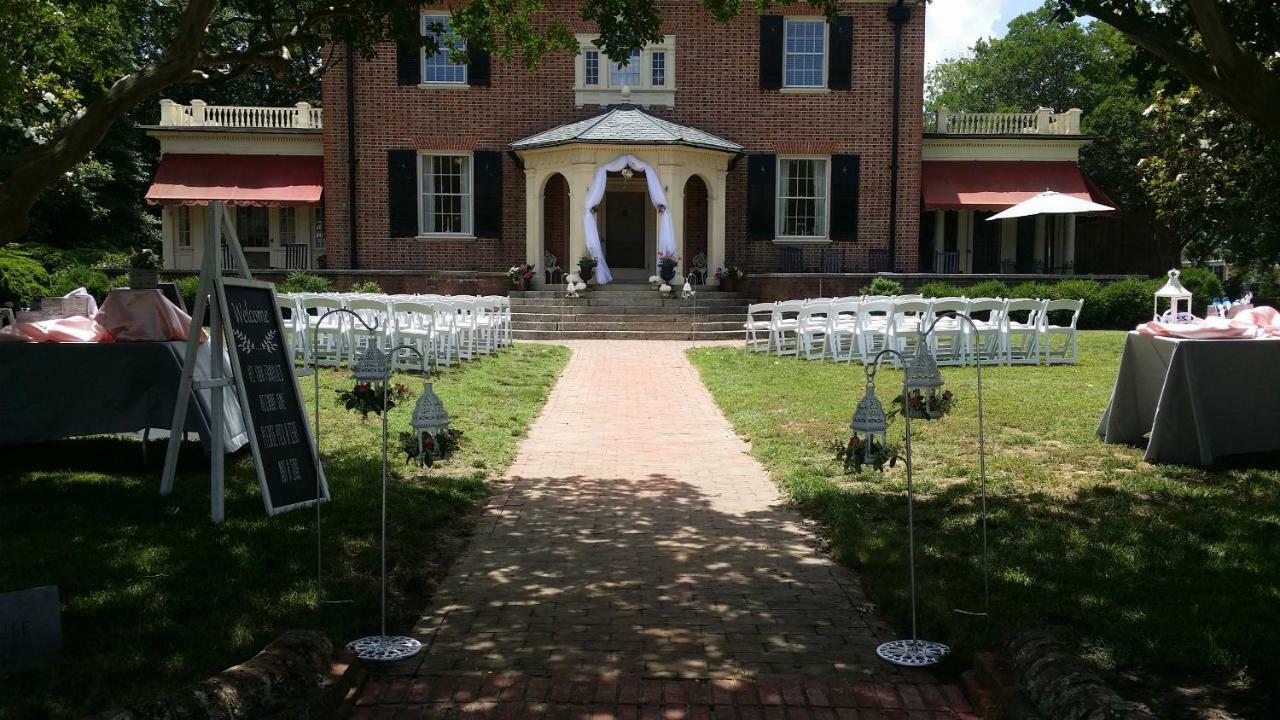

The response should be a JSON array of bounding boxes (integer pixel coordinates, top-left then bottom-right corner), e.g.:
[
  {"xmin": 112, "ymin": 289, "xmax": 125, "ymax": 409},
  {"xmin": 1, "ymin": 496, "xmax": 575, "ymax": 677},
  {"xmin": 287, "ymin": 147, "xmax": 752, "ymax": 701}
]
[
  {"xmin": 648, "ymin": 275, "xmax": 662, "ymax": 288},
  {"xmin": 399, "ymin": 427, "xmax": 463, "ymax": 467},
  {"xmin": 337, "ymin": 381, "xmax": 409, "ymax": 420},
  {"xmin": 506, "ymin": 263, "xmax": 535, "ymax": 288},
  {"xmin": 657, "ymin": 251, "xmax": 680, "ymax": 268},
  {"xmin": 129, "ymin": 248, "xmax": 163, "ymax": 270},
  {"xmin": 578, "ymin": 254, "xmax": 598, "ymax": 270},
  {"xmin": 715, "ymin": 265, "xmax": 745, "ymax": 281},
  {"xmin": 834, "ymin": 434, "xmax": 903, "ymax": 473},
  {"xmin": 892, "ymin": 388, "xmax": 954, "ymax": 420}
]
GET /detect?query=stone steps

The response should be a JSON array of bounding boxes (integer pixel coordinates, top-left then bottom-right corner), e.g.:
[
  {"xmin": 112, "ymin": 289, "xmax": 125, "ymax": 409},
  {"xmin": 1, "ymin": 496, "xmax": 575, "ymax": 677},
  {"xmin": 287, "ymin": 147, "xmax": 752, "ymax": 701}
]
[
  {"xmin": 515, "ymin": 320, "xmax": 743, "ymax": 332},
  {"xmin": 512, "ymin": 312, "xmax": 744, "ymax": 324},
  {"xmin": 513, "ymin": 329, "xmax": 744, "ymax": 341},
  {"xmin": 512, "ymin": 303, "xmax": 749, "ymax": 315},
  {"xmin": 509, "ymin": 287, "xmax": 754, "ymax": 341},
  {"xmin": 512, "ymin": 296, "xmax": 747, "ymax": 308}
]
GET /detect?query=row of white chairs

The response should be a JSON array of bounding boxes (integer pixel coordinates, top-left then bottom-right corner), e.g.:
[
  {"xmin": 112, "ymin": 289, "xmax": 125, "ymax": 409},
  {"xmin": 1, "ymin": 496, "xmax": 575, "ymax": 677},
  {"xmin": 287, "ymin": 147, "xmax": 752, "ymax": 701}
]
[
  {"xmin": 743, "ymin": 296, "xmax": 1082, "ymax": 366},
  {"xmin": 275, "ymin": 292, "xmax": 512, "ymax": 370}
]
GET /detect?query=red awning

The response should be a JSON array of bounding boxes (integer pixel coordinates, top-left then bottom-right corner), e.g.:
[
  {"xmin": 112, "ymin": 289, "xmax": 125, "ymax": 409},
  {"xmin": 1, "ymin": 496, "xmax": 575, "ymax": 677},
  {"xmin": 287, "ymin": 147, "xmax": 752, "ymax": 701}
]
[
  {"xmin": 146, "ymin": 154, "xmax": 323, "ymax": 206},
  {"xmin": 922, "ymin": 161, "xmax": 1118, "ymax": 214}
]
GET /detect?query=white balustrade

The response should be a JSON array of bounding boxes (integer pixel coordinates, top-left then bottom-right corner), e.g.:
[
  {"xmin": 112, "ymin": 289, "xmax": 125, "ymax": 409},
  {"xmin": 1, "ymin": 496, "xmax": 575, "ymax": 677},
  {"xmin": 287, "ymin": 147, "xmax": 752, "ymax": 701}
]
[
  {"xmin": 934, "ymin": 106, "xmax": 1081, "ymax": 135},
  {"xmin": 158, "ymin": 99, "xmax": 323, "ymax": 129}
]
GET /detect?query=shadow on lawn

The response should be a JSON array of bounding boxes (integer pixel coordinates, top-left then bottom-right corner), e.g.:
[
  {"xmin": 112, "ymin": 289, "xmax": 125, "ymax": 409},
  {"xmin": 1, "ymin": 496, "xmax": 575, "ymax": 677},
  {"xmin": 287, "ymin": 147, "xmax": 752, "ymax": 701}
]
[
  {"xmin": 0, "ymin": 435, "xmax": 485, "ymax": 718},
  {"xmin": 797, "ymin": 466, "xmax": 1280, "ymax": 709}
]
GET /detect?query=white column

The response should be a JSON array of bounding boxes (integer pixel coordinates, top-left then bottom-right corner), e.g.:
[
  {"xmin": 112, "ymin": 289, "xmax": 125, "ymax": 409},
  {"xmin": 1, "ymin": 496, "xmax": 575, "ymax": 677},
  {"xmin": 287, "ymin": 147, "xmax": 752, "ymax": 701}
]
[
  {"xmin": 660, "ymin": 162, "xmax": 686, "ymax": 281},
  {"xmin": 567, "ymin": 163, "xmax": 595, "ymax": 278},
  {"xmin": 708, "ymin": 170, "xmax": 729, "ymax": 285},
  {"xmin": 524, "ymin": 169, "xmax": 544, "ymax": 284},
  {"xmin": 1064, "ymin": 214, "xmax": 1077, "ymax": 273}
]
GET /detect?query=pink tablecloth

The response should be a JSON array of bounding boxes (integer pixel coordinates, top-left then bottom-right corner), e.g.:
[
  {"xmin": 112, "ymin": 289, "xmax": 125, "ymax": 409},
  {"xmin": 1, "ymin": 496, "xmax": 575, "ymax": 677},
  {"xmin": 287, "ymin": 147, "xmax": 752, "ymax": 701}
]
[
  {"xmin": 0, "ymin": 289, "xmax": 202, "ymax": 344},
  {"xmin": 1136, "ymin": 306, "xmax": 1280, "ymax": 339}
]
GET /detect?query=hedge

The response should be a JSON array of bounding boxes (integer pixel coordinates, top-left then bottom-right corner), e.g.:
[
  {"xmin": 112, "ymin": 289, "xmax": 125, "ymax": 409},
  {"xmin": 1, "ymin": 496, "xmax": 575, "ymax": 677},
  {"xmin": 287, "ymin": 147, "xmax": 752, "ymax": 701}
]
[
  {"xmin": 277, "ymin": 272, "xmax": 334, "ymax": 294},
  {"xmin": 0, "ymin": 249, "xmax": 52, "ymax": 308}
]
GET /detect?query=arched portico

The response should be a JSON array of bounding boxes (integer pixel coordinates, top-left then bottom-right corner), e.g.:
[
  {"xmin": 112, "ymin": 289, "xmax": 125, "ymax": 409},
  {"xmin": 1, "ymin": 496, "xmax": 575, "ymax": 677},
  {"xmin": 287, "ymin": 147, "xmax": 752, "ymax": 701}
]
[{"xmin": 512, "ymin": 106, "xmax": 740, "ymax": 286}]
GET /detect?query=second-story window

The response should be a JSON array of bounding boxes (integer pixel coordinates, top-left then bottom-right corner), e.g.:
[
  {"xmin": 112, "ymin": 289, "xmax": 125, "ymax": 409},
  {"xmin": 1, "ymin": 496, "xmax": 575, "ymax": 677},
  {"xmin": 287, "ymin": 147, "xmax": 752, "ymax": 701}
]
[
  {"xmin": 609, "ymin": 50, "xmax": 642, "ymax": 87},
  {"xmin": 784, "ymin": 19, "xmax": 826, "ymax": 88},
  {"xmin": 585, "ymin": 50, "xmax": 600, "ymax": 86},
  {"xmin": 651, "ymin": 51, "xmax": 666, "ymax": 87},
  {"xmin": 422, "ymin": 14, "xmax": 467, "ymax": 84}
]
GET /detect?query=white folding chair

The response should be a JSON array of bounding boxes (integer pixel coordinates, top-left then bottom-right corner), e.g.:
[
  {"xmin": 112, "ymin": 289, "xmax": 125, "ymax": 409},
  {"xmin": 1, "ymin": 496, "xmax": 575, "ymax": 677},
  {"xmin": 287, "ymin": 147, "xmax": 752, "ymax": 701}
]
[
  {"xmin": 926, "ymin": 298, "xmax": 968, "ymax": 366},
  {"xmin": 275, "ymin": 293, "xmax": 307, "ymax": 365},
  {"xmin": 771, "ymin": 300, "xmax": 804, "ymax": 357},
  {"xmin": 743, "ymin": 302, "xmax": 775, "ymax": 352},
  {"xmin": 797, "ymin": 301, "xmax": 831, "ymax": 361},
  {"xmin": 390, "ymin": 300, "xmax": 436, "ymax": 370},
  {"xmin": 826, "ymin": 299, "xmax": 861, "ymax": 363},
  {"xmin": 1003, "ymin": 298, "xmax": 1045, "ymax": 365},
  {"xmin": 299, "ymin": 294, "xmax": 345, "ymax": 367},
  {"xmin": 857, "ymin": 299, "xmax": 893, "ymax": 364},
  {"xmin": 964, "ymin": 298, "xmax": 1006, "ymax": 366},
  {"xmin": 889, "ymin": 298, "xmax": 933, "ymax": 363},
  {"xmin": 428, "ymin": 300, "xmax": 460, "ymax": 367},
  {"xmin": 1040, "ymin": 298, "xmax": 1083, "ymax": 365},
  {"xmin": 345, "ymin": 296, "xmax": 391, "ymax": 365}
]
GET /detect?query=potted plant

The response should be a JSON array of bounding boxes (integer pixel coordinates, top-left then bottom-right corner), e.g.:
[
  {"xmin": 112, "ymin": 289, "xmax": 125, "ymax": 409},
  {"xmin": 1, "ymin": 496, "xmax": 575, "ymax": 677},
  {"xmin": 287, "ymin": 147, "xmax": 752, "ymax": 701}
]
[
  {"xmin": 128, "ymin": 248, "xmax": 163, "ymax": 290},
  {"xmin": 716, "ymin": 265, "xmax": 745, "ymax": 292},
  {"xmin": 578, "ymin": 254, "xmax": 598, "ymax": 282},
  {"xmin": 506, "ymin": 263, "xmax": 535, "ymax": 290},
  {"xmin": 657, "ymin": 251, "xmax": 680, "ymax": 283}
]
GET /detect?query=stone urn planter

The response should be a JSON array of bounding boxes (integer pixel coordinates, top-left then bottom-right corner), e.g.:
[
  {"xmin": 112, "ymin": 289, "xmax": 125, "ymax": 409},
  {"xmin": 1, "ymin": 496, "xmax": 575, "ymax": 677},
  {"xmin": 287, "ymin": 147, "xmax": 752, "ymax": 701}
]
[
  {"xmin": 659, "ymin": 263, "xmax": 677, "ymax": 283},
  {"xmin": 579, "ymin": 264, "xmax": 595, "ymax": 282}
]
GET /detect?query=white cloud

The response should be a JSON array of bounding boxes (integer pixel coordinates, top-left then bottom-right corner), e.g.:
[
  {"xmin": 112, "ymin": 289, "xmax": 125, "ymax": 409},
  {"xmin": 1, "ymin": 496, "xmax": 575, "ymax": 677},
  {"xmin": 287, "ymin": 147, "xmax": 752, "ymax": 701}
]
[{"xmin": 925, "ymin": 0, "xmax": 1007, "ymax": 70}]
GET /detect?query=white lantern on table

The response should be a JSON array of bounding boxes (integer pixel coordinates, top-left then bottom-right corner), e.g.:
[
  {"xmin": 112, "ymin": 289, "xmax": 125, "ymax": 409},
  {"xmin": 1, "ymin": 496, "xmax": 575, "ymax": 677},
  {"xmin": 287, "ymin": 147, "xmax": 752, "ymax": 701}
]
[{"xmin": 1154, "ymin": 269, "xmax": 1193, "ymax": 323}]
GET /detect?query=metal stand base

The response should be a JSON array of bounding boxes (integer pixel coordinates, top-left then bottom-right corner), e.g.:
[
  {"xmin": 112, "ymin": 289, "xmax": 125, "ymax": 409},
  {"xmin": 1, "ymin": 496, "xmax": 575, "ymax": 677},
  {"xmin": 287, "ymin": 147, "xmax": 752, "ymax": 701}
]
[
  {"xmin": 876, "ymin": 639, "xmax": 950, "ymax": 667},
  {"xmin": 347, "ymin": 635, "xmax": 423, "ymax": 662}
]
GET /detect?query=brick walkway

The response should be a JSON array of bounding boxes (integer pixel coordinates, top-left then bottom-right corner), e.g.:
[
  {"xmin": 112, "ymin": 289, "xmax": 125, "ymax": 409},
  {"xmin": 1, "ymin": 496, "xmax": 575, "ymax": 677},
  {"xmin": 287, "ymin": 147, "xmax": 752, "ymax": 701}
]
[{"xmin": 350, "ymin": 341, "xmax": 972, "ymax": 717}]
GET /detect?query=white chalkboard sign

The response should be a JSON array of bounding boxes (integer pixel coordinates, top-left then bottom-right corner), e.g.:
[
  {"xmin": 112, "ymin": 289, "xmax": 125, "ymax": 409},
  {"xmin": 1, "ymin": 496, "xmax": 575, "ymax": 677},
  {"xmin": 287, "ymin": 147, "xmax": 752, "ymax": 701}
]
[{"xmin": 217, "ymin": 277, "xmax": 329, "ymax": 515}]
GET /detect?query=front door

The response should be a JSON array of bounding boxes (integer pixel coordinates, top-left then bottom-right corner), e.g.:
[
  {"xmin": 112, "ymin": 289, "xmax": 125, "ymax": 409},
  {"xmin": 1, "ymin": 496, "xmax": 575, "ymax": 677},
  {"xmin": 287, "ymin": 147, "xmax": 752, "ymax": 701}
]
[{"xmin": 602, "ymin": 191, "xmax": 648, "ymax": 279}]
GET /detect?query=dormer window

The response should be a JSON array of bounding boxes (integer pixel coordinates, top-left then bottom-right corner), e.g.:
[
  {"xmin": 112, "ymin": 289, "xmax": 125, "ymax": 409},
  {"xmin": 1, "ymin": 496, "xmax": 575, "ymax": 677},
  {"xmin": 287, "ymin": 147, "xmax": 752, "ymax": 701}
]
[{"xmin": 574, "ymin": 35, "xmax": 676, "ymax": 108}]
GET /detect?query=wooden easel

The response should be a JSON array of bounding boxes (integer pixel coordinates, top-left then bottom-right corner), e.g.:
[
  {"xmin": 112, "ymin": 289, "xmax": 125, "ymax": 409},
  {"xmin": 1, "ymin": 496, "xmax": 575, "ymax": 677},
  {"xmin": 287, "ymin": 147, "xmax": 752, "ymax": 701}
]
[{"xmin": 159, "ymin": 201, "xmax": 252, "ymax": 522}]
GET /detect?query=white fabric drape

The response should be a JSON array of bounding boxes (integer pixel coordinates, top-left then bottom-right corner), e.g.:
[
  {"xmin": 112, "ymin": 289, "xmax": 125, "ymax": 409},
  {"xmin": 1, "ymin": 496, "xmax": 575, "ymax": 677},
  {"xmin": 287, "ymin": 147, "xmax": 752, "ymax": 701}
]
[{"xmin": 582, "ymin": 154, "xmax": 677, "ymax": 284}]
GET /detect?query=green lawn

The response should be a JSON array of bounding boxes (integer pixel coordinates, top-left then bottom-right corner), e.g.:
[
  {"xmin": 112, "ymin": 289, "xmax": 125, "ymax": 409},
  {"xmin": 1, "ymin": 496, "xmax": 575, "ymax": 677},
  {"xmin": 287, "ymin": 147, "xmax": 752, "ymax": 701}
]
[
  {"xmin": 0, "ymin": 344, "xmax": 568, "ymax": 719},
  {"xmin": 689, "ymin": 333, "xmax": 1279, "ymax": 700}
]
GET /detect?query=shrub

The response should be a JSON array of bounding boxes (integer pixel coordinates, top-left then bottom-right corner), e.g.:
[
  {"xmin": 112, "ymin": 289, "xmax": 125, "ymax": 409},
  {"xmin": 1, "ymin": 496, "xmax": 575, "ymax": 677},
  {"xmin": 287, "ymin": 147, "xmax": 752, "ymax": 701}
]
[
  {"xmin": 175, "ymin": 276, "xmax": 201, "ymax": 313},
  {"xmin": 967, "ymin": 279, "xmax": 1010, "ymax": 299},
  {"xmin": 1257, "ymin": 268, "xmax": 1280, "ymax": 299},
  {"xmin": 48, "ymin": 265, "xmax": 117, "ymax": 303},
  {"xmin": 1174, "ymin": 267, "xmax": 1224, "ymax": 315},
  {"xmin": 916, "ymin": 281, "xmax": 965, "ymax": 298},
  {"xmin": 864, "ymin": 277, "xmax": 903, "ymax": 296},
  {"xmin": 0, "ymin": 249, "xmax": 51, "ymax": 308},
  {"xmin": 348, "ymin": 280, "xmax": 384, "ymax": 294},
  {"xmin": 1050, "ymin": 279, "xmax": 1105, "ymax": 328},
  {"xmin": 277, "ymin": 272, "xmax": 334, "ymax": 294},
  {"xmin": 1008, "ymin": 281, "xmax": 1055, "ymax": 300},
  {"xmin": 1098, "ymin": 277, "xmax": 1161, "ymax": 329}
]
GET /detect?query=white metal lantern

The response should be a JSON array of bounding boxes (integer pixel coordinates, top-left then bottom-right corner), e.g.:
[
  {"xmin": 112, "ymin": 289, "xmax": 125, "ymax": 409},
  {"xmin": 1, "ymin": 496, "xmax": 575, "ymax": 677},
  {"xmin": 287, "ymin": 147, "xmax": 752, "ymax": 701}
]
[
  {"xmin": 353, "ymin": 345, "xmax": 391, "ymax": 382},
  {"xmin": 410, "ymin": 382, "xmax": 450, "ymax": 459},
  {"xmin": 1154, "ymin": 269, "xmax": 1193, "ymax": 322},
  {"xmin": 904, "ymin": 343, "xmax": 944, "ymax": 419},
  {"xmin": 850, "ymin": 382, "xmax": 890, "ymax": 470}
]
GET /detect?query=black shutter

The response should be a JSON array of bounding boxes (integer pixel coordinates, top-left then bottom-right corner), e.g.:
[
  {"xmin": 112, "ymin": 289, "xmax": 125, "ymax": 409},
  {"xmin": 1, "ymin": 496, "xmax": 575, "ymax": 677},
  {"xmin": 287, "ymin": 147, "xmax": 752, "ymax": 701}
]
[
  {"xmin": 830, "ymin": 155, "xmax": 860, "ymax": 241},
  {"xmin": 472, "ymin": 150, "xmax": 502, "ymax": 239},
  {"xmin": 468, "ymin": 49, "xmax": 491, "ymax": 86},
  {"xmin": 388, "ymin": 149, "xmax": 418, "ymax": 237},
  {"xmin": 759, "ymin": 16, "xmax": 783, "ymax": 90},
  {"xmin": 828, "ymin": 16, "xmax": 853, "ymax": 91},
  {"xmin": 747, "ymin": 154, "xmax": 777, "ymax": 241},
  {"xmin": 396, "ymin": 41, "xmax": 420, "ymax": 86}
]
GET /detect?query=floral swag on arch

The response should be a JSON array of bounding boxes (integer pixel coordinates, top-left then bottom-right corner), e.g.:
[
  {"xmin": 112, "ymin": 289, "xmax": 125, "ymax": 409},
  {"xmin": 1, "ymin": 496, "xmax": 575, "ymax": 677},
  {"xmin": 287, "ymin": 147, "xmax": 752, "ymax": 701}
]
[{"xmin": 582, "ymin": 154, "xmax": 678, "ymax": 285}]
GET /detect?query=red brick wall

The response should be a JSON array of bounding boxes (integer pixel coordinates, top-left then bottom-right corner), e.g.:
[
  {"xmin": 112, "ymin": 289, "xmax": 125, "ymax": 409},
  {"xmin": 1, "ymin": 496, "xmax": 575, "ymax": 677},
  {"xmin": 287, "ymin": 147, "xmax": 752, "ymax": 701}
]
[{"xmin": 322, "ymin": 0, "xmax": 925, "ymax": 274}]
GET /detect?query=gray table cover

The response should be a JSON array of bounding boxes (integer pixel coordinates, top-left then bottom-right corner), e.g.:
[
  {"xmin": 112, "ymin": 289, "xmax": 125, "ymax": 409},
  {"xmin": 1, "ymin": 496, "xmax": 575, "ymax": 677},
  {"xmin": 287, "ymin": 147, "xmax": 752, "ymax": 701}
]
[
  {"xmin": 1097, "ymin": 332, "xmax": 1280, "ymax": 465},
  {"xmin": 0, "ymin": 341, "xmax": 248, "ymax": 452}
]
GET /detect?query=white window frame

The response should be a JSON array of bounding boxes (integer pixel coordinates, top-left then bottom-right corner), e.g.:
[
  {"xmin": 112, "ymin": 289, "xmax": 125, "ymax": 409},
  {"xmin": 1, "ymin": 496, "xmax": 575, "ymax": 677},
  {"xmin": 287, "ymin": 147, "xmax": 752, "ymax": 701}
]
[
  {"xmin": 174, "ymin": 206, "xmax": 192, "ymax": 248},
  {"xmin": 417, "ymin": 151, "xmax": 475, "ymax": 238},
  {"xmin": 573, "ymin": 34, "xmax": 676, "ymax": 107},
  {"xmin": 775, "ymin": 155, "xmax": 831, "ymax": 242},
  {"xmin": 313, "ymin": 207, "xmax": 325, "ymax": 250},
  {"xmin": 421, "ymin": 13, "xmax": 468, "ymax": 87},
  {"xmin": 279, "ymin": 206, "xmax": 297, "ymax": 245},
  {"xmin": 584, "ymin": 50, "xmax": 600, "ymax": 86},
  {"xmin": 783, "ymin": 17, "xmax": 828, "ymax": 90}
]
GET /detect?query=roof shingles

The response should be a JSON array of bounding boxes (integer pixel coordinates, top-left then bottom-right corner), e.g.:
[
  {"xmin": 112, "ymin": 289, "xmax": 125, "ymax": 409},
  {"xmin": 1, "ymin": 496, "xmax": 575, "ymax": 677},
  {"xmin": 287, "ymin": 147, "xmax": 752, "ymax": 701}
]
[{"xmin": 511, "ymin": 105, "xmax": 742, "ymax": 153}]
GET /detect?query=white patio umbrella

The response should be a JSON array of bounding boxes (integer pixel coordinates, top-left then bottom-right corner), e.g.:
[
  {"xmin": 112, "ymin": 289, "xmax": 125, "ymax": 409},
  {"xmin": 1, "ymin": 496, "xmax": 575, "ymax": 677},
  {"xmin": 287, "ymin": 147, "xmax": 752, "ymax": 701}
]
[{"xmin": 986, "ymin": 190, "xmax": 1114, "ymax": 221}]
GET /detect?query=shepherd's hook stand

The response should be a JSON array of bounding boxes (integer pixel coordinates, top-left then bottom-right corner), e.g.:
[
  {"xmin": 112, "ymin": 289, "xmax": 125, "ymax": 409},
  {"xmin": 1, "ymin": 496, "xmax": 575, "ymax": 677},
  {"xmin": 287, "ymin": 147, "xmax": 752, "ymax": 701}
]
[
  {"xmin": 867, "ymin": 347, "xmax": 950, "ymax": 668},
  {"xmin": 347, "ymin": 343, "xmax": 428, "ymax": 663}
]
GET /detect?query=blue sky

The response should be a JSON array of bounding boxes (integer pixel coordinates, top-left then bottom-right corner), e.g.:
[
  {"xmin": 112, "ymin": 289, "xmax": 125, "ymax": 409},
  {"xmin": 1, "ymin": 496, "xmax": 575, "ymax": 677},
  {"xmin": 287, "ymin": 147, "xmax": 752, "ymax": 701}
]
[{"xmin": 925, "ymin": 0, "xmax": 1044, "ymax": 69}]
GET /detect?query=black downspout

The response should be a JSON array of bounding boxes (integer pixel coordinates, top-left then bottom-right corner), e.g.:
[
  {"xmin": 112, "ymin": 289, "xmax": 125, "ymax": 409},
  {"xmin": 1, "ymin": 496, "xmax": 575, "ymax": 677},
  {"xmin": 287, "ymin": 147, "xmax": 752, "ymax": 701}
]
[
  {"xmin": 887, "ymin": 0, "xmax": 911, "ymax": 272},
  {"xmin": 345, "ymin": 40, "xmax": 360, "ymax": 269}
]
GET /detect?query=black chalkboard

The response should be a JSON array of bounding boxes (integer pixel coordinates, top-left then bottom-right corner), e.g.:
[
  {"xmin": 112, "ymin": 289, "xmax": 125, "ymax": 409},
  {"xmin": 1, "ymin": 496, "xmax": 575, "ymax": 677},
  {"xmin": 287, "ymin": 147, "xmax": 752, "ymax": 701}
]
[{"xmin": 217, "ymin": 278, "xmax": 328, "ymax": 515}]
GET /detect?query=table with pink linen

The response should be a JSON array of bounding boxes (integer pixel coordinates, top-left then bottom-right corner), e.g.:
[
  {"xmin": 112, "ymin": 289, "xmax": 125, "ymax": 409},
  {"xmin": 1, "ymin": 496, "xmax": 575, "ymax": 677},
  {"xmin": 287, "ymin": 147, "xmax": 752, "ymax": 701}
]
[
  {"xmin": 1097, "ymin": 307, "xmax": 1280, "ymax": 465},
  {"xmin": 0, "ymin": 289, "xmax": 247, "ymax": 452}
]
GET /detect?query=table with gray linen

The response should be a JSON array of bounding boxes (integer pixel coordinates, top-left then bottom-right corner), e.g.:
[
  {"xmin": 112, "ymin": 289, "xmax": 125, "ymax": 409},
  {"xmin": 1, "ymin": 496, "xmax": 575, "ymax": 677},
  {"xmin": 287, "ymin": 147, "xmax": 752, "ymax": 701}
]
[
  {"xmin": 1097, "ymin": 332, "xmax": 1280, "ymax": 465},
  {"xmin": 0, "ymin": 341, "xmax": 248, "ymax": 452}
]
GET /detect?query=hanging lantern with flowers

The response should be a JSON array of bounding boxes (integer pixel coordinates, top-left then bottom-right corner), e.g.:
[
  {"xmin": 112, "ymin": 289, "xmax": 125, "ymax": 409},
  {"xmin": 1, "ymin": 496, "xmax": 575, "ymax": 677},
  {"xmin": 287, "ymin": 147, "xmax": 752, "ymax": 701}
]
[
  {"xmin": 845, "ymin": 379, "xmax": 901, "ymax": 472},
  {"xmin": 894, "ymin": 343, "xmax": 954, "ymax": 420},
  {"xmin": 403, "ymin": 382, "xmax": 459, "ymax": 467},
  {"xmin": 338, "ymin": 346, "xmax": 409, "ymax": 419},
  {"xmin": 1153, "ymin": 268, "xmax": 1194, "ymax": 323}
]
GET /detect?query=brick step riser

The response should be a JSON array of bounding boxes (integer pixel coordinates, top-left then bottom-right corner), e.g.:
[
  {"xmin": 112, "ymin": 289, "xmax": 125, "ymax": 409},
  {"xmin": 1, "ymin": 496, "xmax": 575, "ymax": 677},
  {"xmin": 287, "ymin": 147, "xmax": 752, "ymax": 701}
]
[
  {"xmin": 513, "ymin": 321, "xmax": 744, "ymax": 332},
  {"xmin": 513, "ymin": 330, "xmax": 744, "ymax": 341},
  {"xmin": 511, "ymin": 298, "xmax": 750, "ymax": 309},
  {"xmin": 512, "ymin": 313, "xmax": 745, "ymax": 324},
  {"xmin": 513, "ymin": 290, "xmax": 748, "ymax": 299},
  {"xmin": 510, "ymin": 304, "xmax": 750, "ymax": 316}
]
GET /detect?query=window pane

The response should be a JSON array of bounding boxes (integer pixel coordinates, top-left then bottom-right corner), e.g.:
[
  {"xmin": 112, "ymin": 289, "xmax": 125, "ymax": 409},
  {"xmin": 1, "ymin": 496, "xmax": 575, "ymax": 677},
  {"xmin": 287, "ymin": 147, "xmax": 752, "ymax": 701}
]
[
  {"xmin": 236, "ymin": 206, "xmax": 270, "ymax": 247},
  {"xmin": 279, "ymin": 207, "xmax": 296, "ymax": 244},
  {"xmin": 175, "ymin": 206, "xmax": 191, "ymax": 247},
  {"xmin": 651, "ymin": 51, "xmax": 666, "ymax": 87},
  {"xmin": 609, "ymin": 50, "xmax": 641, "ymax": 86},
  {"xmin": 784, "ymin": 20, "xmax": 825, "ymax": 88},
  {"xmin": 314, "ymin": 208, "xmax": 325, "ymax": 249},
  {"xmin": 777, "ymin": 158, "xmax": 828, "ymax": 238},
  {"xmin": 422, "ymin": 15, "xmax": 467, "ymax": 84},
  {"xmin": 421, "ymin": 154, "xmax": 471, "ymax": 234},
  {"xmin": 585, "ymin": 50, "xmax": 599, "ymax": 86}
]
